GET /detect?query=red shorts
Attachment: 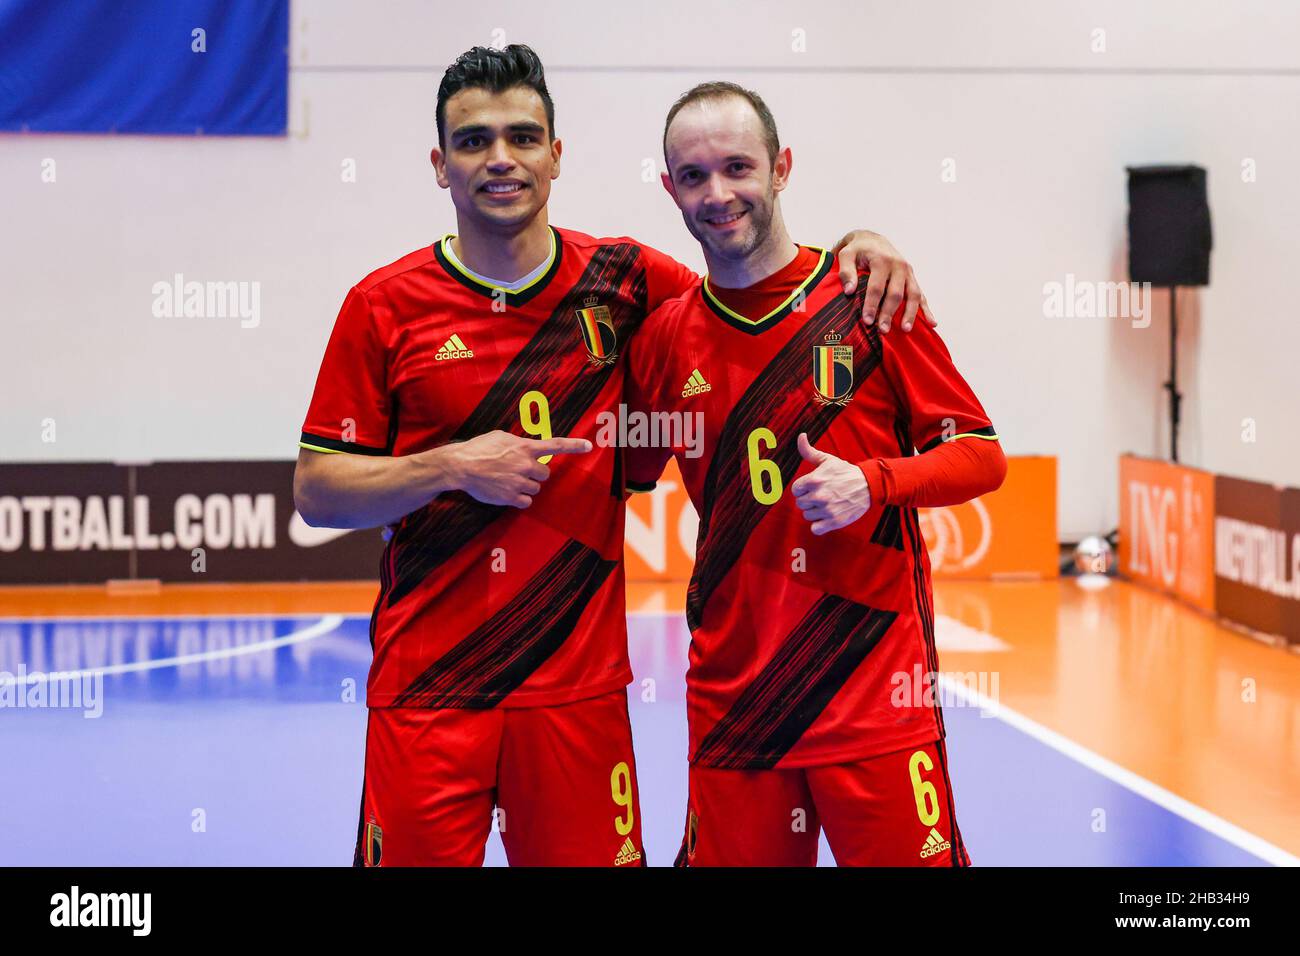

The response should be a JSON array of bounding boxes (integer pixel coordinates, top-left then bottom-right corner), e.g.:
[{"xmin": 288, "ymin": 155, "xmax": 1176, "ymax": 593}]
[
  {"xmin": 676, "ymin": 739, "xmax": 971, "ymax": 867},
  {"xmin": 355, "ymin": 690, "xmax": 645, "ymax": 867}
]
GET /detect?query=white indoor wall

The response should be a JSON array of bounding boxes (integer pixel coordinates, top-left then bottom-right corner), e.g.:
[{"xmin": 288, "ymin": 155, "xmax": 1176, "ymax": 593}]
[{"xmin": 2, "ymin": 0, "xmax": 1297, "ymax": 538}]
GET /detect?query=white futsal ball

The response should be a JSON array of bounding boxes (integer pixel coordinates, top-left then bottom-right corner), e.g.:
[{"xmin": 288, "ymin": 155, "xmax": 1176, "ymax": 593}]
[{"xmin": 1073, "ymin": 535, "xmax": 1115, "ymax": 576}]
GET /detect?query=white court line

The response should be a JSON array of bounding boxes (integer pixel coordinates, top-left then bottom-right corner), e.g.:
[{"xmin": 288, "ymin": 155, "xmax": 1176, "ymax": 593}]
[
  {"xmin": 938, "ymin": 675, "xmax": 1300, "ymax": 868},
  {"xmin": 0, "ymin": 614, "xmax": 345, "ymax": 686}
]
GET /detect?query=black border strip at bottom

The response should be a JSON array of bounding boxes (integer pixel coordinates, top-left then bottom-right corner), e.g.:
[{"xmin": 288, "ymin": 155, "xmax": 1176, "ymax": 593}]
[{"xmin": 0, "ymin": 866, "xmax": 1282, "ymax": 941}]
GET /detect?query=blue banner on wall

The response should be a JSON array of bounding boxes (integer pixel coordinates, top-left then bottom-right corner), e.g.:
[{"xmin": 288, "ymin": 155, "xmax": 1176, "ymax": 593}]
[{"xmin": 0, "ymin": 0, "xmax": 288, "ymax": 135}]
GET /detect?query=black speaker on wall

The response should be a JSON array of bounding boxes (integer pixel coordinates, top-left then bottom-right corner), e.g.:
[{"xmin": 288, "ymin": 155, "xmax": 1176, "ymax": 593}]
[
  {"xmin": 1125, "ymin": 164, "xmax": 1213, "ymax": 464},
  {"xmin": 1126, "ymin": 165, "xmax": 1212, "ymax": 286}
]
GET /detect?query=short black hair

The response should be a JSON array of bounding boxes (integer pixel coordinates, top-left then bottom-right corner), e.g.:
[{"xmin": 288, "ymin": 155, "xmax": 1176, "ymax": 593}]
[
  {"xmin": 663, "ymin": 81, "xmax": 780, "ymax": 170},
  {"xmin": 436, "ymin": 44, "xmax": 555, "ymax": 147}
]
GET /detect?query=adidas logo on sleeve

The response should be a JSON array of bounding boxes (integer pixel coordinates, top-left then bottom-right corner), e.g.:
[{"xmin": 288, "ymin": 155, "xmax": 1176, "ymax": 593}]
[{"xmin": 436, "ymin": 334, "xmax": 474, "ymax": 360}]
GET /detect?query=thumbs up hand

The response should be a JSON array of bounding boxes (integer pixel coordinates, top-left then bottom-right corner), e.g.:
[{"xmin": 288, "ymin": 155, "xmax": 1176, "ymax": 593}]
[{"xmin": 789, "ymin": 432, "xmax": 872, "ymax": 535}]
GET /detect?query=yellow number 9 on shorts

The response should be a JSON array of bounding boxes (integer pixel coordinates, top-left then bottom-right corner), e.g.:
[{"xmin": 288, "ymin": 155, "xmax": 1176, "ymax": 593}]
[{"xmin": 610, "ymin": 760, "xmax": 634, "ymax": 836}]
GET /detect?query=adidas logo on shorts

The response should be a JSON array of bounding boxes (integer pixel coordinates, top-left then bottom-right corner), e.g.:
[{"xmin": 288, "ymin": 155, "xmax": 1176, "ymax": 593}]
[
  {"xmin": 682, "ymin": 368, "xmax": 711, "ymax": 397},
  {"xmin": 436, "ymin": 334, "xmax": 474, "ymax": 360},
  {"xmin": 613, "ymin": 837, "xmax": 642, "ymax": 866},
  {"xmin": 919, "ymin": 827, "xmax": 951, "ymax": 859}
]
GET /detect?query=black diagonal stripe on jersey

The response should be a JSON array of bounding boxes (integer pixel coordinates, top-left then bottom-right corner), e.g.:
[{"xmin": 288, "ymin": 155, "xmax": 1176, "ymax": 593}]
[
  {"xmin": 870, "ymin": 504, "xmax": 904, "ymax": 550},
  {"xmin": 384, "ymin": 243, "xmax": 647, "ymax": 607},
  {"xmin": 390, "ymin": 538, "xmax": 617, "ymax": 708},
  {"xmin": 684, "ymin": 298, "xmax": 883, "ymax": 631},
  {"xmin": 450, "ymin": 242, "xmax": 646, "ymax": 442},
  {"xmin": 693, "ymin": 595, "xmax": 897, "ymax": 769}
]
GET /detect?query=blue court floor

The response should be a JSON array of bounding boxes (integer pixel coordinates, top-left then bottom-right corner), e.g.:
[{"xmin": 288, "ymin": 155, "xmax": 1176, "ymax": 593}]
[{"xmin": 0, "ymin": 612, "xmax": 1279, "ymax": 866}]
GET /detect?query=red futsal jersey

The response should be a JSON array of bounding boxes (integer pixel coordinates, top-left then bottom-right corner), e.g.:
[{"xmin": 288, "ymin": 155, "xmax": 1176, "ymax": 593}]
[
  {"xmin": 302, "ymin": 226, "xmax": 696, "ymax": 708},
  {"xmin": 625, "ymin": 244, "xmax": 997, "ymax": 769}
]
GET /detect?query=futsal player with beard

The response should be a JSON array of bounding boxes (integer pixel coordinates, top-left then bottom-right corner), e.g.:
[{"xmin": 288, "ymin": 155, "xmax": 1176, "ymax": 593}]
[
  {"xmin": 624, "ymin": 83, "xmax": 1007, "ymax": 866},
  {"xmin": 293, "ymin": 46, "xmax": 933, "ymax": 866}
]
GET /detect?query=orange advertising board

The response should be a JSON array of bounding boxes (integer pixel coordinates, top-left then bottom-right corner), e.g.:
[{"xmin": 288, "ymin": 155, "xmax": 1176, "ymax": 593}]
[
  {"xmin": 922, "ymin": 455, "xmax": 1057, "ymax": 580},
  {"xmin": 623, "ymin": 457, "xmax": 698, "ymax": 582},
  {"xmin": 1117, "ymin": 454, "xmax": 1216, "ymax": 613},
  {"xmin": 624, "ymin": 455, "xmax": 1058, "ymax": 582}
]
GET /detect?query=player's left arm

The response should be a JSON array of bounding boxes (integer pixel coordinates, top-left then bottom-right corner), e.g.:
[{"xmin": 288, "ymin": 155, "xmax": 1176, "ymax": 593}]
[{"xmin": 790, "ymin": 322, "xmax": 1006, "ymax": 535}]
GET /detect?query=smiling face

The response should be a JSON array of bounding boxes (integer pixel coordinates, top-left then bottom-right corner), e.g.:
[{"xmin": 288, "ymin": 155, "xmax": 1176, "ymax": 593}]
[
  {"xmin": 662, "ymin": 95, "xmax": 791, "ymax": 264},
  {"xmin": 432, "ymin": 85, "xmax": 561, "ymax": 232}
]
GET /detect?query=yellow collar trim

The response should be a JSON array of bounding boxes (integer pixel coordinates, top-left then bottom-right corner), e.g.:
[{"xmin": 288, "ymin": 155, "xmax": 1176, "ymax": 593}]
[
  {"xmin": 439, "ymin": 229, "xmax": 557, "ymax": 296},
  {"xmin": 702, "ymin": 247, "xmax": 830, "ymax": 325}
]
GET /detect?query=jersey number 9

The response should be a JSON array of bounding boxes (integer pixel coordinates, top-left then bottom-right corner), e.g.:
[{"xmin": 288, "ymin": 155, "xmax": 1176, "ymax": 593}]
[{"xmin": 519, "ymin": 390, "xmax": 553, "ymax": 463}]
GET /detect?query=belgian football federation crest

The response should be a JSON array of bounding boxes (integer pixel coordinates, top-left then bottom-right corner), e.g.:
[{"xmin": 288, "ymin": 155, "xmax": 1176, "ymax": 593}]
[
  {"xmin": 575, "ymin": 296, "xmax": 617, "ymax": 366},
  {"xmin": 812, "ymin": 330, "xmax": 854, "ymax": 406}
]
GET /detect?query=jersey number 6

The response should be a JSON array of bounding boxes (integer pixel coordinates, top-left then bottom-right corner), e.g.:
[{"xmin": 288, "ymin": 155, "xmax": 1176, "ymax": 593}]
[
  {"xmin": 746, "ymin": 427, "xmax": 783, "ymax": 505},
  {"xmin": 908, "ymin": 749, "xmax": 942, "ymax": 827}
]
